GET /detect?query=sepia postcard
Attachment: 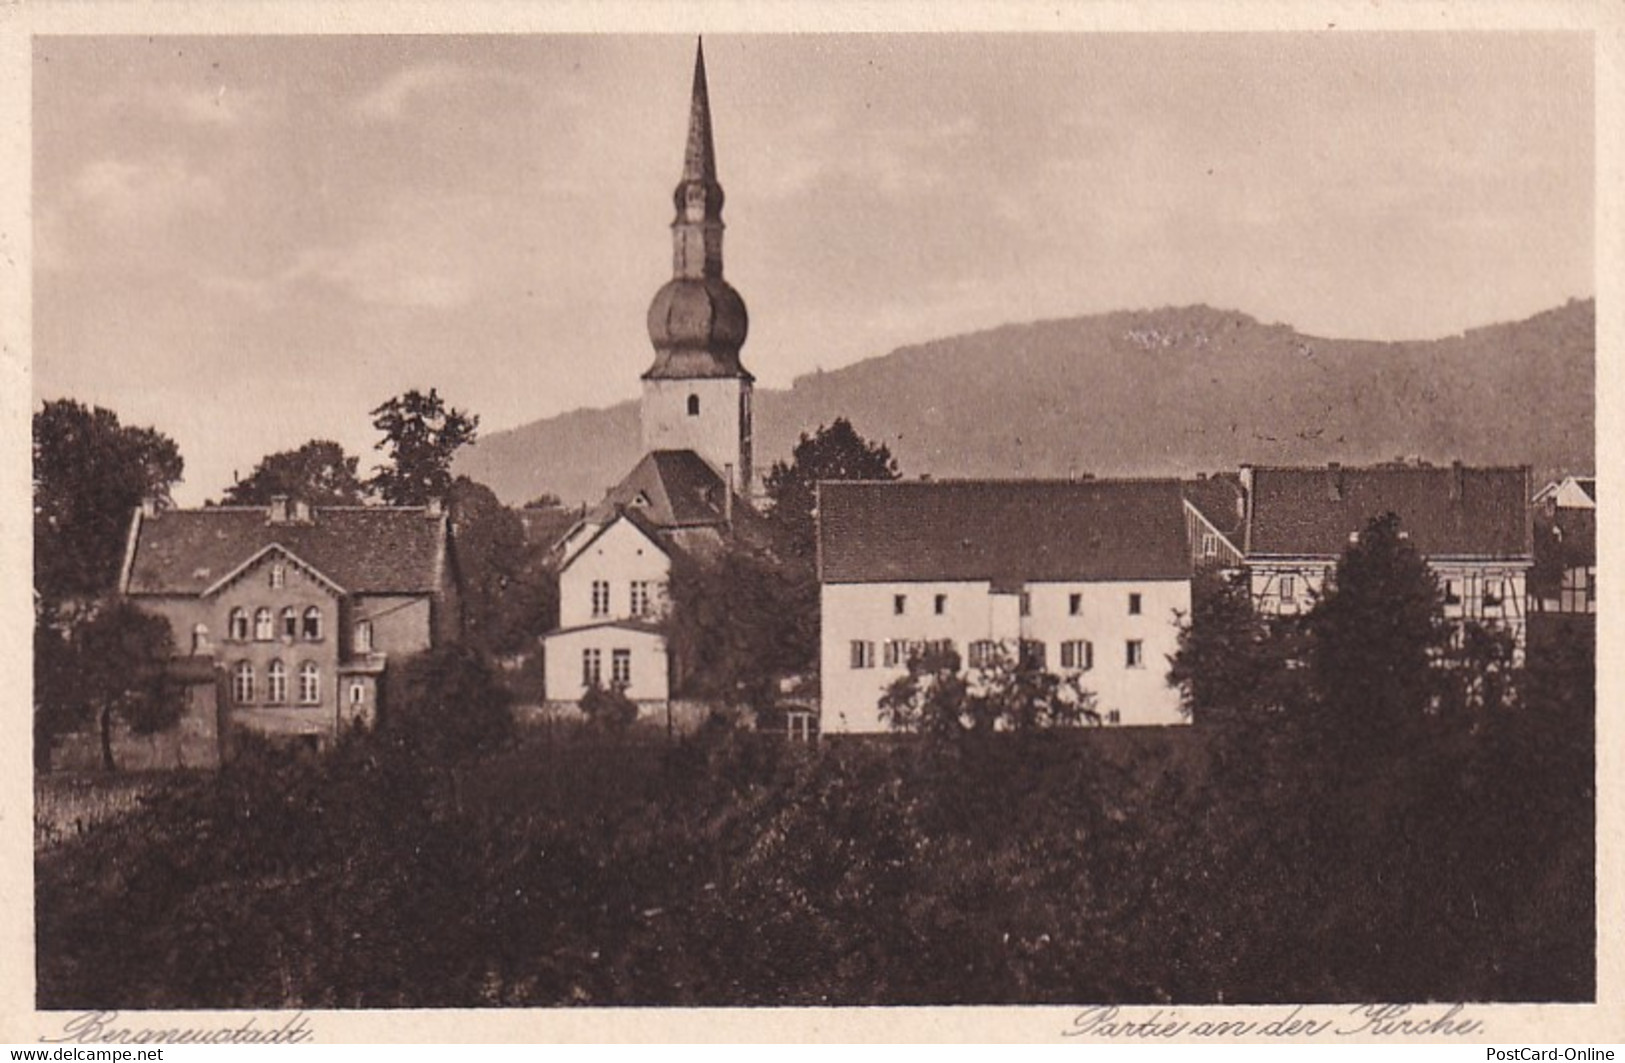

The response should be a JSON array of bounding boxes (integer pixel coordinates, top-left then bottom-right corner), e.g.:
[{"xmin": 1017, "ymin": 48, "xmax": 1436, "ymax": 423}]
[{"xmin": 3, "ymin": 0, "xmax": 1623, "ymax": 1045}]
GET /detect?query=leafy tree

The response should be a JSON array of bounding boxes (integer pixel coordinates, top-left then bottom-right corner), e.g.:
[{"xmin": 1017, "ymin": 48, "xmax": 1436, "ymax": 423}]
[
  {"xmin": 220, "ymin": 439, "xmax": 369, "ymax": 507},
  {"xmin": 1167, "ymin": 565, "xmax": 1309, "ymax": 727},
  {"xmin": 879, "ymin": 642, "xmax": 1098, "ymax": 740},
  {"xmin": 1306, "ymin": 512, "xmax": 1448, "ymax": 754},
  {"xmin": 34, "ymin": 399, "xmax": 184, "ymax": 604},
  {"xmin": 448, "ymin": 477, "xmax": 558, "ymax": 655},
  {"xmin": 580, "ymin": 682, "xmax": 639, "ymax": 732},
  {"xmin": 666, "ymin": 541, "xmax": 813, "ymax": 709},
  {"xmin": 368, "ymin": 388, "xmax": 479, "ymax": 505},
  {"xmin": 69, "ymin": 601, "xmax": 181, "ymax": 772},
  {"xmin": 523, "ymin": 493, "xmax": 565, "ymax": 510},
  {"xmin": 762, "ymin": 418, "xmax": 899, "ymax": 571},
  {"xmin": 1437, "ymin": 621, "xmax": 1522, "ymax": 718},
  {"xmin": 376, "ymin": 644, "xmax": 513, "ymax": 765}
]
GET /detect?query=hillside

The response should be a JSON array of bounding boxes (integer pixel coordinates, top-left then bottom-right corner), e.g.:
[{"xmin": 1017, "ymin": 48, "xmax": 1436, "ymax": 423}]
[{"xmin": 457, "ymin": 299, "xmax": 1595, "ymax": 505}]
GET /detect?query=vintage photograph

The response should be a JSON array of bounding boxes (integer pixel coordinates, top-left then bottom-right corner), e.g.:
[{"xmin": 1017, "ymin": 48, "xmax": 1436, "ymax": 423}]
[{"xmin": 29, "ymin": 30, "xmax": 1595, "ymax": 1012}]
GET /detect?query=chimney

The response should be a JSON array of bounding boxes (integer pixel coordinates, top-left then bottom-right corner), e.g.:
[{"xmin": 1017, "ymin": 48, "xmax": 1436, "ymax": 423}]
[
  {"xmin": 139, "ymin": 497, "xmax": 158, "ymax": 517},
  {"xmin": 1450, "ymin": 460, "xmax": 1465, "ymax": 503},
  {"xmin": 1327, "ymin": 463, "xmax": 1344, "ymax": 502},
  {"xmin": 292, "ymin": 499, "xmax": 312, "ymax": 523},
  {"xmin": 425, "ymin": 497, "xmax": 444, "ymax": 518},
  {"xmin": 268, "ymin": 496, "xmax": 290, "ymax": 524}
]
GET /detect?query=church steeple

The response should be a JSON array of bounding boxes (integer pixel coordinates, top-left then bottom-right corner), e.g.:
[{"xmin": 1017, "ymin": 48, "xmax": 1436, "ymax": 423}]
[
  {"xmin": 645, "ymin": 37, "xmax": 750, "ymax": 380},
  {"xmin": 641, "ymin": 39, "xmax": 755, "ymax": 493}
]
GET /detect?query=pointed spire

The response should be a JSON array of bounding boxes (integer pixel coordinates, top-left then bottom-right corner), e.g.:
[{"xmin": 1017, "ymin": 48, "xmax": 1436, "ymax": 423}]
[{"xmin": 682, "ymin": 38, "xmax": 717, "ymax": 185}]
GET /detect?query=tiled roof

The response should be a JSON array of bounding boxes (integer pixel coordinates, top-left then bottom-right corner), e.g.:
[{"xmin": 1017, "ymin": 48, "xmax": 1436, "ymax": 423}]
[
  {"xmin": 595, "ymin": 450, "xmax": 732, "ymax": 528},
  {"xmin": 518, "ymin": 507, "xmax": 580, "ymax": 553},
  {"xmin": 818, "ymin": 479, "xmax": 1192, "ymax": 584},
  {"xmin": 1246, "ymin": 465, "xmax": 1531, "ymax": 558},
  {"xmin": 1182, "ymin": 475, "xmax": 1247, "ymax": 541},
  {"xmin": 124, "ymin": 506, "xmax": 449, "ymax": 596}
]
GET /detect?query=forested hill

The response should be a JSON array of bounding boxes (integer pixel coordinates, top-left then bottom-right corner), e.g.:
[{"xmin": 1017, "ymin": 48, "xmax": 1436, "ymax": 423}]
[{"xmin": 457, "ymin": 299, "xmax": 1594, "ymax": 506}]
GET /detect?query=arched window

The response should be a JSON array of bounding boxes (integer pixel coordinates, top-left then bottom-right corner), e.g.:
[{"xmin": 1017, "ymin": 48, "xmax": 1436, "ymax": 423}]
[
  {"xmin": 298, "ymin": 662, "xmax": 321, "ymax": 705},
  {"xmin": 355, "ymin": 619, "xmax": 374, "ymax": 654},
  {"xmin": 266, "ymin": 660, "xmax": 287, "ymax": 704},
  {"xmin": 269, "ymin": 562, "xmax": 286, "ymax": 589},
  {"xmin": 232, "ymin": 661, "xmax": 255, "ymax": 704},
  {"xmin": 281, "ymin": 606, "xmax": 299, "ymax": 640},
  {"xmin": 229, "ymin": 608, "xmax": 249, "ymax": 641},
  {"xmin": 191, "ymin": 623, "xmax": 210, "ymax": 654},
  {"xmin": 302, "ymin": 606, "xmax": 322, "ymax": 641},
  {"xmin": 687, "ymin": 394, "xmax": 700, "ymax": 416},
  {"xmin": 254, "ymin": 607, "xmax": 273, "ymax": 641}
]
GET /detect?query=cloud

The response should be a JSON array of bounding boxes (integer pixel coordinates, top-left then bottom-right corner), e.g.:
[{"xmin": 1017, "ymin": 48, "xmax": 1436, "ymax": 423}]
[
  {"xmin": 70, "ymin": 155, "xmax": 225, "ymax": 221},
  {"xmin": 282, "ymin": 239, "xmax": 476, "ymax": 310},
  {"xmin": 149, "ymin": 82, "xmax": 270, "ymax": 127},
  {"xmin": 352, "ymin": 61, "xmax": 489, "ymax": 122}
]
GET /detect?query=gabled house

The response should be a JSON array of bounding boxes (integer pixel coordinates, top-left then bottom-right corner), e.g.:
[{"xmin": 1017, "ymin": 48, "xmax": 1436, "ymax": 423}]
[
  {"xmin": 1531, "ymin": 474, "xmax": 1596, "ymax": 617},
  {"xmin": 817, "ymin": 478, "xmax": 1194, "ymax": 733},
  {"xmin": 119, "ymin": 496, "xmax": 459, "ymax": 751},
  {"xmin": 1533, "ymin": 475, "xmax": 1596, "ymax": 511},
  {"xmin": 1239, "ymin": 462, "xmax": 1533, "ymax": 647}
]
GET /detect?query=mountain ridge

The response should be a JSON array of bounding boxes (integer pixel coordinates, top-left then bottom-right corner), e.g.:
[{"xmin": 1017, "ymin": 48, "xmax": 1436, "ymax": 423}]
[{"xmin": 456, "ymin": 299, "xmax": 1595, "ymax": 506}]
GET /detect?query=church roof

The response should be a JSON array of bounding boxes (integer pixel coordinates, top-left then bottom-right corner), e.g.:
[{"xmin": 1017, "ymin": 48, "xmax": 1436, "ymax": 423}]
[
  {"xmin": 596, "ymin": 449, "xmax": 734, "ymax": 528},
  {"xmin": 818, "ymin": 479, "xmax": 1192, "ymax": 585},
  {"xmin": 122, "ymin": 505, "xmax": 450, "ymax": 597},
  {"xmin": 1244, "ymin": 464, "xmax": 1531, "ymax": 559}
]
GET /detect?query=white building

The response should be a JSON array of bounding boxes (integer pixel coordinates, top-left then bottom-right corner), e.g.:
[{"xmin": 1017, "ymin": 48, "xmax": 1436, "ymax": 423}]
[
  {"xmin": 539, "ymin": 42, "xmax": 753, "ymax": 710},
  {"xmin": 817, "ymin": 479, "xmax": 1194, "ymax": 734}
]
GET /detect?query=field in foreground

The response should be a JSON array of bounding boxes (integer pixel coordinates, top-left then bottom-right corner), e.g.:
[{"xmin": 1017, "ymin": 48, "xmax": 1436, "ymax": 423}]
[{"xmin": 37, "ymin": 687, "xmax": 1593, "ymax": 1008}]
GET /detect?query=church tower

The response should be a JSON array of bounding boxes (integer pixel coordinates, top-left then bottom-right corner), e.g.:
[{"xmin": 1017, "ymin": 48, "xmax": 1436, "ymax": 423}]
[{"xmin": 642, "ymin": 40, "xmax": 754, "ymax": 493}]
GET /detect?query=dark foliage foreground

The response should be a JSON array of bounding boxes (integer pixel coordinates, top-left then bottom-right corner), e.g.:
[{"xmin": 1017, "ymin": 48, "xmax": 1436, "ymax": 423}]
[{"xmin": 38, "ymin": 665, "xmax": 1591, "ymax": 1008}]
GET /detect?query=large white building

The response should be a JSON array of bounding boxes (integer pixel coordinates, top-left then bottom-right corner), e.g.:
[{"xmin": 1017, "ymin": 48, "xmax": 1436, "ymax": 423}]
[
  {"xmin": 817, "ymin": 479, "xmax": 1194, "ymax": 733},
  {"xmin": 540, "ymin": 42, "xmax": 754, "ymax": 708}
]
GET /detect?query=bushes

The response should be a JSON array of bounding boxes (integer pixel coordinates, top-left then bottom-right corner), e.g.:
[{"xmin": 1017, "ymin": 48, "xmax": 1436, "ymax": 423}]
[
  {"xmin": 579, "ymin": 683, "xmax": 638, "ymax": 733},
  {"xmin": 376, "ymin": 645, "xmax": 514, "ymax": 765}
]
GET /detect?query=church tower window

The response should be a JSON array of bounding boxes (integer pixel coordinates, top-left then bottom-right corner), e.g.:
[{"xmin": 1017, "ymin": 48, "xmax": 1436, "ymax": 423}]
[{"xmin": 687, "ymin": 394, "xmax": 700, "ymax": 416}]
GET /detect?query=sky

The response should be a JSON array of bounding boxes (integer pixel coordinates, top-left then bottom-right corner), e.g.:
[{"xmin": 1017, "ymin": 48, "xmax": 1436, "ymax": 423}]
[{"xmin": 32, "ymin": 33, "xmax": 1594, "ymax": 506}]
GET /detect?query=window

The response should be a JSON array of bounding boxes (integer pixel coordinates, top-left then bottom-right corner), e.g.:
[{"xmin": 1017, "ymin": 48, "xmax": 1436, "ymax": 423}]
[
  {"xmin": 1201, "ymin": 532, "xmax": 1218, "ymax": 558},
  {"xmin": 1443, "ymin": 579, "xmax": 1461, "ymax": 605},
  {"xmin": 923, "ymin": 638, "xmax": 955, "ymax": 660},
  {"xmin": 1279, "ymin": 576, "xmax": 1296, "ymax": 602},
  {"xmin": 269, "ymin": 562, "xmax": 286, "ymax": 589},
  {"xmin": 849, "ymin": 640, "xmax": 875, "ymax": 669},
  {"xmin": 232, "ymin": 661, "xmax": 255, "ymax": 704},
  {"xmin": 1020, "ymin": 639, "xmax": 1046, "ymax": 670},
  {"xmin": 355, "ymin": 619, "xmax": 374, "ymax": 654},
  {"xmin": 254, "ymin": 607, "xmax": 273, "ymax": 641},
  {"xmin": 883, "ymin": 639, "xmax": 908, "ymax": 668},
  {"xmin": 302, "ymin": 606, "xmax": 322, "ymax": 641},
  {"xmin": 281, "ymin": 606, "xmax": 298, "ymax": 640},
  {"xmin": 298, "ymin": 661, "xmax": 320, "ymax": 705},
  {"xmin": 592, "ymin": 580, "xmax": 610, "ymax": 617},
  {"xmin": 266, "ymin": 660, "xmax": 287, "ymax": 704},
  {"xmin": 1483, "ymin": 579, "xmax": 1504, "ymax": 609},
  {"xmin": 968, "ymin": 639, "xmax": 997, "ymax": 669},
  {"xmin": 1069, "ymin": 593, "xmax": 1082, "ymax": 616},
  {"xmin": 1128, "ymin": 593, "xmax": 1143, "ymax": 615},
  {"xmin": 191, "ymin": 623, "xmax": 210, "ymax": 654},
  {"xmin": 229, "ymin": 607, "xmax": 249, "ymax": 641},
  {"xmin": 349, "ymin": 681, "xmax": 366, "ymax": 707},
  {"xmin": 630, "ymin": 581, "xmax": 652, "ymax": 616},
  {"xmin": 1106, "ymin": 709, "xmax": 1122, "ymax": 725},
  {"xmin": 687, "ymin": 394, "xmax": 700, "ymax": 416},
  {"xmin": 1061, "ymin": 639, "xmax": 1093, "ymax": 671},
  {"xmin": 1126, "ymin": 640, "xmax": 1144, "ymax": 668},
  {"xmin": 611, "ymin": 648, "xmax": 632, "ymax": 687},
  {"xmin": 934, "ymin": 593, "xmax": 947, "ymax": 615},
  {"xmin": 583, "ymin": 647, "xmax": 603, "ymax": 687},
  {"xmin": 893, "ymin": 594, "xmax": 907, "ymax": 616},
  {"xmin": 787, "ymin": 710, "xmax": 815, "ymax": 743}
]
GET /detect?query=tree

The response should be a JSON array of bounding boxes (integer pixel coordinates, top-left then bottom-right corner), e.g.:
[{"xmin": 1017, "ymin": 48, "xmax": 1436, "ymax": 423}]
[
  {"xmin": 220, "ymin": 439, "xmax": 369, "ymax": 507},
  {"xmin": 879, "ymin": 642, "xmax": 1098, "ymax": 740},
  {"xmin": 375, "ymin": 644, "xmax": 513, "ymax": 765},
  {"xmin": 580, "ymin": 682, "xmax": 639, "ymax": 733},
  {"xmin": 1306, "ymin": 512, "xmax": 1449, "ymax": 754},
  {"xmin": 762, "ymin": 418, "xmax": 899, "ymax": 571},
  {"xmin": 666, "ymin": 540, "xmax": 813, "ymax": 709},
  {"xmin": 34, "ymin": 399, "xmax": 184, "ymax": 604},
  {"xmin": 368, "ymin": 389, "xmax": 479, "ymax": 505},
  {"xmin": 1167, "ymin": 565, "xmax": 1308, "ymax": 727},
  {"xmin": 70, "ymin": 601, "xmax": 181, "ymax": 772},
  {"xmin": 448, "ymin": 477, "xmax": 558, "ymax": 655}
]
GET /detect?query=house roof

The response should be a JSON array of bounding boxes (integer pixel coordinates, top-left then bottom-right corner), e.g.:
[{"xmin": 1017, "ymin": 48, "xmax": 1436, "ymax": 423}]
[
  {"xmin": 1245, "ymin": 465, "xmax": 1531, "ymax": 558},
  {"xmin": 1182, "ymin": 475, "xmax": 1247, "ymax": 541},
  {"xmin": 1534, "ymin": 475, "xmax": 1597, "ymax": 509},
  {"xmin": 123, "ymin": 505, "xmax": 450, "ymax": 597},
  {"xmin": 818, "ymin": 479, "xmax": 1192, "ymax": 585},
  {"xmin": 595, "ymin": 449, "xmax": 733, "ymax": 528},
  {"xmin": 543, "ymin": 618, "xmax": 667, "ymax": 640}
]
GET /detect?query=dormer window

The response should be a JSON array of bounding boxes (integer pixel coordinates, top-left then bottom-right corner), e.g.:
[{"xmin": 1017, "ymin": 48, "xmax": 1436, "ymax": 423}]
[{"xmin": 687, "ymin": 394, "xmax": 700, "ymax": 417}]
